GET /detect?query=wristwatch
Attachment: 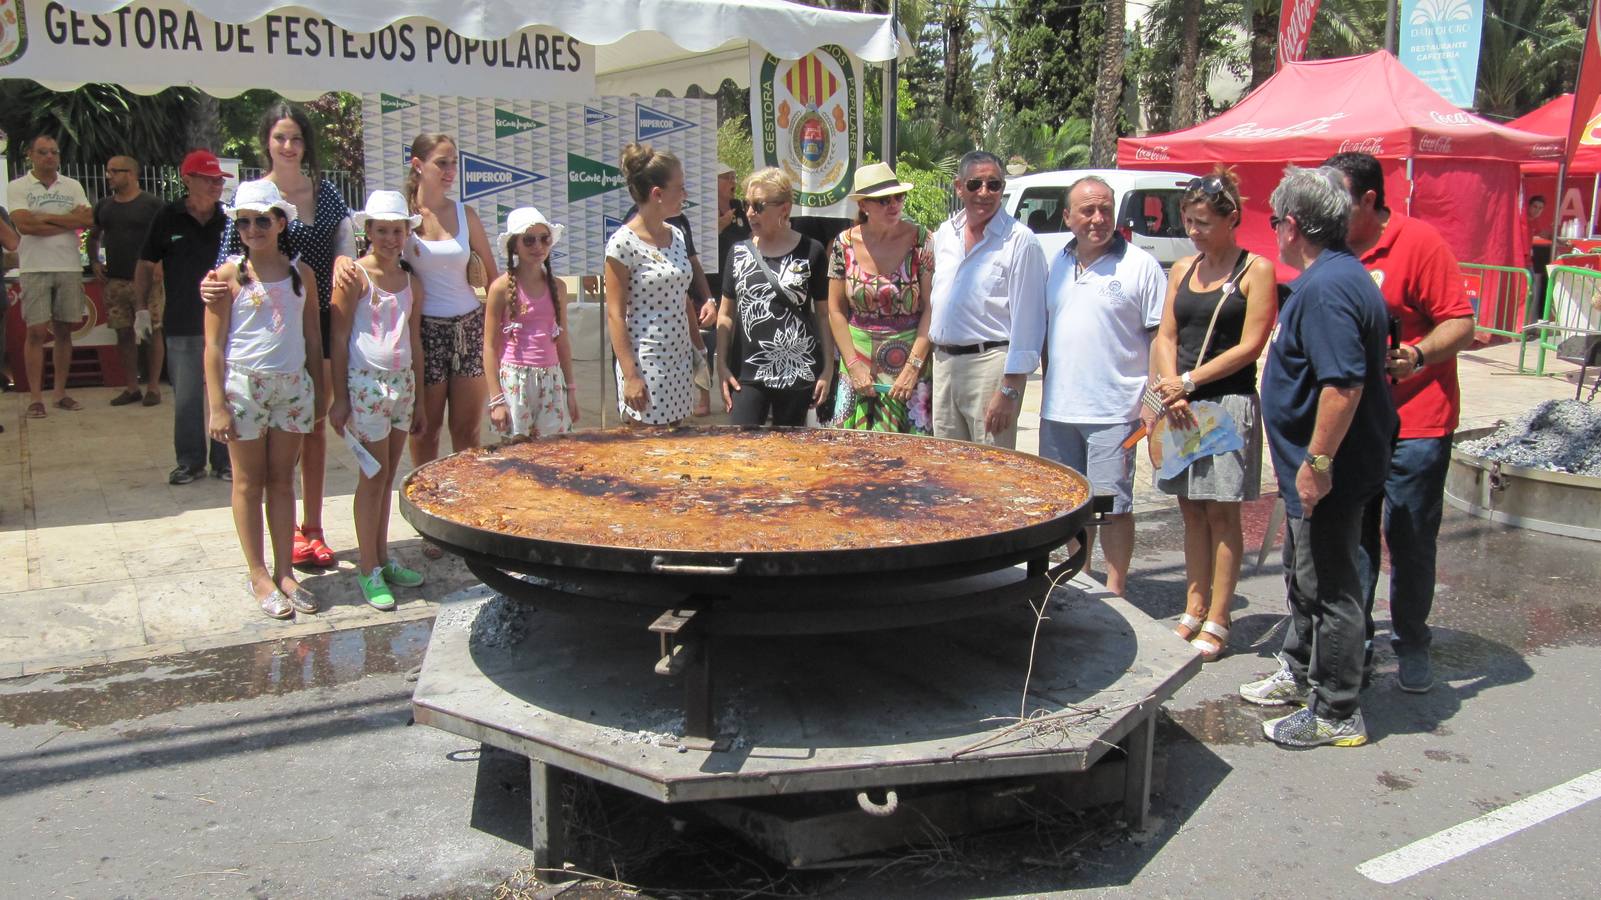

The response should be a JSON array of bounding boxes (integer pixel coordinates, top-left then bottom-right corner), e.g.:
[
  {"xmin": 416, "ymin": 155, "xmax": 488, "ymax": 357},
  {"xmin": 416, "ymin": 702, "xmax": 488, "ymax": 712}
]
[
  {"xmin": 1180, "ymin": 371, "xmax": 1196, "ymax": 395},
  {"xmin": 998, "ymin": 385, "xmax": 1021, "ymax": 401},
  {"xmin": 1306, "ymin": 453, "xmax": 1334, "ymax": 473}
]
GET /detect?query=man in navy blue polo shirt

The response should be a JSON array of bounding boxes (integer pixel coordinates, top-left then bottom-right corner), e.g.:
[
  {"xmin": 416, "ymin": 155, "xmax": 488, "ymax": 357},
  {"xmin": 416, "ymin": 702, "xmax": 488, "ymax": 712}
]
[{"xmin": 1239, "ymin": 165, "xmax": 1396, "ymax": 749}]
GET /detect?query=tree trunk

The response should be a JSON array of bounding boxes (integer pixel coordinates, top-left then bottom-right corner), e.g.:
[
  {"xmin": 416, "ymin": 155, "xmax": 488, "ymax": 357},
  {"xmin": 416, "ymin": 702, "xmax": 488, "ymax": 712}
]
[
  {"xmin": 1089, "ymin": 0, "xmax": 1125, "ymax": 166},
  {"xmin": 942, "ymin": 8, "xmax": 968, "ymax": 117},
  {"xmin": 184, "ymin": 93, "xmax": 221, "ymax": 153},
  {"xmin": 1172, "ymin": 0, "xmax": 1201, "ymax": 128},
  {"xmin": 1250, "ymin": 7, "xmax": 1277, "ymax": 89}
]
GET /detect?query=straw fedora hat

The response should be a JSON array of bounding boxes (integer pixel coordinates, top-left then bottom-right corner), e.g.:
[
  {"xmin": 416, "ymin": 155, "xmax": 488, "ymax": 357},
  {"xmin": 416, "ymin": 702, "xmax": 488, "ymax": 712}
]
[{"xmin": 847, "ymin": 161, "xmax": 913, "ymax": 200}]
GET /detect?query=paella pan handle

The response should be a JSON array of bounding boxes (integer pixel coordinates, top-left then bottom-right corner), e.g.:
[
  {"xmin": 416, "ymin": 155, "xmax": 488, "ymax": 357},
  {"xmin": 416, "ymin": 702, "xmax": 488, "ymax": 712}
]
[{"xmin": 650, "ymin": 556, "xmax": 743, "ymax": 576}]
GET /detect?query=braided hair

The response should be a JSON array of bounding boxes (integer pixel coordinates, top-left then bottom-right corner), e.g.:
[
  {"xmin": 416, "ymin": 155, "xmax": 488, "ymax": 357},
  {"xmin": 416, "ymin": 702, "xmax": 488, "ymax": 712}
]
[
  {"xmin": 504, "ymin": 241, "xmax": 560, "ymax": 323},
  {"xmin": 236, "ymin": 209, "xmax": 303, "ymax": 296}
]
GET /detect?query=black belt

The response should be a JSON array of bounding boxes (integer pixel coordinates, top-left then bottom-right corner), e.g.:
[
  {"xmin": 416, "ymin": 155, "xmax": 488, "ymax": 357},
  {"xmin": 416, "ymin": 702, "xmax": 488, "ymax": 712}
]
[{"xmin": 935, "ymin": 340, "xmax": 1009, "ymax": 356}]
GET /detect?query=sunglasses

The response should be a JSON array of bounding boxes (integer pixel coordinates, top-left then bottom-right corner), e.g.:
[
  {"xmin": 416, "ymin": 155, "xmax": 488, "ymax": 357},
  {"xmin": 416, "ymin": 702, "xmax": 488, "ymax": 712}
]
[
  {"xmin": 1187, "ymin": 175, "xmax": 1228, "ymax": 196},
  {"xmin": 519, "ymin": 233, "xmax": 554, "ymax": 246},
  {"xmin": 106, "ymin": 167, "xmax": 135, "ymax": 174},
  {"xmin": 964, "ymin": 178, "xmax": 1004, "ymax": 193},
  {"xmin": 1269, "ymin": 214, "xmax": 1286, "ymax": 230},
  {"xmin": 749, "ymin": 197, "xmax": 791, "ymax": 213},
  {"xmin": 235, "ymin": 214, "xmax": 275, "ymax": 231},
  {"xmin": 863, "ymin": 194, "xmax": 904, "ymax": 206}
]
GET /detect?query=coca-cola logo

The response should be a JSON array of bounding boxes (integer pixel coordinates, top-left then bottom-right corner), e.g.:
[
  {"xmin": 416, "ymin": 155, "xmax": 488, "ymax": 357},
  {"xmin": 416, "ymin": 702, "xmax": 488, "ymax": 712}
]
[
  {"xmin": 1213, "ymin": 113, "xmax": 1348, "ymax": 140},
  {"xmin": 1278, "ymin": 0, "xmax": 1321, "ymax": 66},
  {"xmin": 1417, "ymin": 135, "xmax": 1453, "ymax": 154},
  {"xmin": 1338, "ymin": 137, "xmax": 1384, "ymax": 154},
  {"xmin": 1134, "ymin": 145, "xmax": 1170, "ymax": 161},
  {"xmin": 1428, "ymin": 110, "xmax": 1475, "ymax": 128}
]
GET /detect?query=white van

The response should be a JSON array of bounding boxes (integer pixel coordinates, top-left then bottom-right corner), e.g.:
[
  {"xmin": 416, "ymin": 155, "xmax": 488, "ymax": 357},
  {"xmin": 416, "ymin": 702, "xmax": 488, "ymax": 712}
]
[{"xmin": 1002, "ymin": 168, "xmax": 1198, "ymax": 268}]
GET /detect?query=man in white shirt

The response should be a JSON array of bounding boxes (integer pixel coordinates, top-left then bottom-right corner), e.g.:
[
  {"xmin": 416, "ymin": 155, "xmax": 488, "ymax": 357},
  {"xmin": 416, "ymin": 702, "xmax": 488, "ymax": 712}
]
[
  {"xmin": 1030, "ymin": 176, "xmax": 1166, "ymax": 595},
  {"xmin": 7, "ymin": 134, "xmax": 93, "ymax": 417},
  {"xmin": 927, "ymin": 151, "xmax": 1048, "ymax": 448}
]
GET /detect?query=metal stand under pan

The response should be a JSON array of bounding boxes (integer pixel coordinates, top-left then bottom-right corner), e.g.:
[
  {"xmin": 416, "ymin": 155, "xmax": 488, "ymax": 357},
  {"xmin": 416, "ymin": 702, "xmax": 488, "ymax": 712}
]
[{"xmin": 412, "ymin": 571, "xmax": 1200, "ymax": 868}]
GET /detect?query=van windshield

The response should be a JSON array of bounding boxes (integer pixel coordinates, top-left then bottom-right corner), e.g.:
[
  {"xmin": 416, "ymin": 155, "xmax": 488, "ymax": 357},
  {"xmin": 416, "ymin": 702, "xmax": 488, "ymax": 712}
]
[
  {"xmin": 1120, "ymin": 190, "xmax": 1189, "ymax": 239},
  {"xmin": 1016, "ymin": 187, "xmax": 1068, "ymax": 234}
]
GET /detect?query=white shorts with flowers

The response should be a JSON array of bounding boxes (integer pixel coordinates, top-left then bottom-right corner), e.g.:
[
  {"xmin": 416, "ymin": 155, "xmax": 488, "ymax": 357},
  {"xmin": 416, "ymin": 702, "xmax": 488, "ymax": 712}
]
[
  {"xmin": 224, "ymin": 365, "xmax": 314, "ymax": 441},
  {"xmin": 500, "ymin": 362, "xmax": 572, "ymax": 438},
  {"xmin": 347, "ymin": 367, "xmax": 416, "ymax": 443}
]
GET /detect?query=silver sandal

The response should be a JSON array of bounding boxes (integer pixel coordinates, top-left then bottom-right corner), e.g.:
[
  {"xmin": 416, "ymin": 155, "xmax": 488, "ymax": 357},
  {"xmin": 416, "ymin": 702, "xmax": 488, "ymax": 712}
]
[
  {"xmin": 258, "ymin": 589, "xmax": 293, "ymax": 620},
  {"xmin": 285, "ymin": 587, "xmax": 319, "ymax": 615}
]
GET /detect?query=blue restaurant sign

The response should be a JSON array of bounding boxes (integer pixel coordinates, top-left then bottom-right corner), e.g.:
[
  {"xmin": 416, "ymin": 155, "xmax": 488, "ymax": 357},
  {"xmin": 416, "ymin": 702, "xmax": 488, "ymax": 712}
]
[{"xmin": 1399, "ymin": 0, "xmax": 1485, "ymax": 109}]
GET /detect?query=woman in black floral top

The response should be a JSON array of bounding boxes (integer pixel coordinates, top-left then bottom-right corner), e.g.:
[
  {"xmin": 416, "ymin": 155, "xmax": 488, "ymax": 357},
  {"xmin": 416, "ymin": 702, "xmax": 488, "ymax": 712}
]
[{"xmin": 714, "ymin": 168, "xmax": 834, "ymax": 426}]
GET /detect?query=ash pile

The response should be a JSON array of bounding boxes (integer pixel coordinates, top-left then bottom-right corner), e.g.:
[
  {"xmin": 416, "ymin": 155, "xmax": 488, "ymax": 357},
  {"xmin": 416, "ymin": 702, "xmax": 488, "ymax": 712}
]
[{"xmin": 1458, "ymin": 400, "xmax": 1601, "ymax": 476}]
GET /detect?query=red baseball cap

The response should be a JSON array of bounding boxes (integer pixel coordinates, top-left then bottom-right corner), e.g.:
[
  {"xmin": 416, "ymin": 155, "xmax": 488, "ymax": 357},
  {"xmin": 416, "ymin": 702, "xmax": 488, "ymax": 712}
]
[{"xmin": 180, "ymin": 149, "xmax": 224, "ymax": 178}]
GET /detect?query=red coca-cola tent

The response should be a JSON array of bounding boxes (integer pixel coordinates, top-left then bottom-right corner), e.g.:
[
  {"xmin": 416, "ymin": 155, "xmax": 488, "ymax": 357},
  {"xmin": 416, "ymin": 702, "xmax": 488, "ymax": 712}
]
[
  {"xmin": 1508, "ymin": 93, "xmax": 1601, "ymax": 239},
  {"xmin": 1118, "ymin": 52, "xmax": 1560, "ymax": 273}
]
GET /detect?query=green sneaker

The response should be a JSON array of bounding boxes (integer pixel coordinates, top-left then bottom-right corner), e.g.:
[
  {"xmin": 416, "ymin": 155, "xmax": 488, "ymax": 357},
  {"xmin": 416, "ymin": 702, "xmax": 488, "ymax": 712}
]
[
  {"xmin": 358, "ymin": 567, "xmax": 396, "ymax": 611},
  {"xmin": 381, "ymin": 560, "xmax": 425, "ymax": 588}
]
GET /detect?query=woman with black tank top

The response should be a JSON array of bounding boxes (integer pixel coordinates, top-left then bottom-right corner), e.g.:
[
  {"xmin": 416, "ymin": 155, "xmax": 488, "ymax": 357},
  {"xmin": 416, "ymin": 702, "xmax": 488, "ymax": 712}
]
[{"xmin": 1147, "ymin": 168, "xmax": 1277, "ymax": 662}]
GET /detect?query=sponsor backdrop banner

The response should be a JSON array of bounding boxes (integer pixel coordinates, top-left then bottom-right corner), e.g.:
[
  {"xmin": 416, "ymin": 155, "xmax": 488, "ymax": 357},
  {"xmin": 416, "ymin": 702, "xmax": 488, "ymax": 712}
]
[
  {"xmin": 750, "ymin": 44, "xmax": 863, "ymax": 218},
  {"xmin": 362, "ymin": 94, "xmax": 716, "ymax": 277},
  {"xmin": 1399, "ymin": 0, "xmax": 1485, "ymax": 109},
  {"xmin": 1276, "ymin": 0, "xmax": 1322, "ymax": 68},
  {"xmin": 0, "ymin": 0, "xmax": 593, "ymax": 100}
]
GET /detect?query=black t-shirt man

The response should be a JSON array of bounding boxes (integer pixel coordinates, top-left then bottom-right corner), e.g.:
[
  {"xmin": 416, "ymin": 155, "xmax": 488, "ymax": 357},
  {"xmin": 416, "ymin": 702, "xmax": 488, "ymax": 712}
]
[
  {"xmin": 139, "ymin": 198, "xmax": 226, "ymax": 337},
  {"xmin": 94, "ymin": 191, "xmax": 164, "ymax": 280}
]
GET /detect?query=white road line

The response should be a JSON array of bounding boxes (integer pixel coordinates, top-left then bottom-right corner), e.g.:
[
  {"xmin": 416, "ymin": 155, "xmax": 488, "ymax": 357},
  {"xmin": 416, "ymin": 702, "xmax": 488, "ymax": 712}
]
[{"xmin": 1357, "ymin": 768, "xmax": 1601, "ymax": 884}]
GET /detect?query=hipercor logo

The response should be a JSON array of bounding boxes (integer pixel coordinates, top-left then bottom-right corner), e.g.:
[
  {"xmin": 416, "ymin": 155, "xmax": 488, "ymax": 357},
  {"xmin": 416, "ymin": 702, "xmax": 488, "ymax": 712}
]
[
  {"xmin": 495, "ymin": 108, "xmax": 543, "ymax": 139},
  {"xmin": 585, "ymin": 107, "xmax": 616, "ymax": 126},
  {"xmin": 381, "ymin": 94, "xmax": 414, "ymax": 114},
  {"xmin": 637, "ymin": 104, "xmax": 695, "ymax": 141},
  {"xmin": 568, "ymin": 153, "xmax": 625, "ymax": 202},
  {"xmin": 459, "ymin": 151, "xmax": 545, "ymax": 201}
]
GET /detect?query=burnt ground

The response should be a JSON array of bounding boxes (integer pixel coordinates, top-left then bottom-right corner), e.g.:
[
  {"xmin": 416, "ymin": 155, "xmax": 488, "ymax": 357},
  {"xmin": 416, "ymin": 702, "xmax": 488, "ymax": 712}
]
[{"xmin": 2, "ymin": 497, "xmax": 1599, "ymax": 898}]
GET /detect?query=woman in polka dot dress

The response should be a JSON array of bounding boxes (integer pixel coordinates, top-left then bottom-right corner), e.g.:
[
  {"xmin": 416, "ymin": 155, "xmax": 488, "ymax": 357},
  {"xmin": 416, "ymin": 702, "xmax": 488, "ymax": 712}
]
[
  {"xmin": 213, "ymin": 101, "xmax": 355, "ymax": 569},
  {"xmin": 604, "ymin": 143, "xmax": 696, "ymax": 425}
]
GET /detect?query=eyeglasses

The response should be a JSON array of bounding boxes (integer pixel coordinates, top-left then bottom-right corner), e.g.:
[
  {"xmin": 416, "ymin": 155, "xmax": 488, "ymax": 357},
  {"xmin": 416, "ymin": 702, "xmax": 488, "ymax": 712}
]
[
  {"xmin": 106, "ymin": 167, "xmax": 134, "ymax": 175},
  {"xmin": 964, "ymin": 178, "xmax": 1004, "ymax": 193},
  {"xmin": 519, "ymin": 233, "xmax": 553, "ymax": 246},
  {"xmin": 1269, "ymin": 214, "xmax": 1285, "ymax": 230},
  {"xmin": 749, "ymin": 197, "xmax": 791, "ymax": 213},
  {"xmin": 235, "ymin": 215, "xmax": 275, "ymax": 231}
]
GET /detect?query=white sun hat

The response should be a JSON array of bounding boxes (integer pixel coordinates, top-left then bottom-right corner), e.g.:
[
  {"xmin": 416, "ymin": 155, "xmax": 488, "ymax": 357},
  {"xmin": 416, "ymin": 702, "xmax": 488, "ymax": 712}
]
[
  {"xmin": 497, "ymin": 206, "xmax": 567, "ymax": 257},
  {"xmin": 354, "ymin": 190, "xmax": 421, "ymax": 230},
  {"xmin": 228, "ymin": 178, "xmax": 299, "ymax": 223}
]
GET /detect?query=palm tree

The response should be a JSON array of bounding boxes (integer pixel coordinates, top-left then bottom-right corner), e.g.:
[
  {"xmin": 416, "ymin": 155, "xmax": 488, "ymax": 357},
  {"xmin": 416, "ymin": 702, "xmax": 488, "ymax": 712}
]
[{"xmin": 1090, "ymin": 0, "xmax": 1127, "ymax": 164}]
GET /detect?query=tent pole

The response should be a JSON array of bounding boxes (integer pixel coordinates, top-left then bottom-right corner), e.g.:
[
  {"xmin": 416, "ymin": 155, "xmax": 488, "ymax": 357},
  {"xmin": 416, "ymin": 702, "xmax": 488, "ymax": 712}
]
[
  {"xmin": 881, "ymin": 0, "xmax": 899, "ymax": 166},
  {"xmin": 1405, "ymin": 157, "xmax": 1414, "ymax": 215},
  {"xmin": 1590, "ymin": 172, "xmax": 1599, "ymax": 237},
  {"xmin": 1553, "ymin": 160, "xmax": 1571, "ymax": 255}
]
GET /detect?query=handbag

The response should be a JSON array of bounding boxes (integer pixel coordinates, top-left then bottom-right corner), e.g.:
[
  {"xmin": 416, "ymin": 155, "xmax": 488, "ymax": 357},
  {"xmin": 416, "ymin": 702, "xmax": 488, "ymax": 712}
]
[
  {"xmin": 742, "ymin": 239, "xmax": 808, "ymax": 309},
  {"xmin": 465, "ymin": 251, "xmax": 488, "ymax": 291}
]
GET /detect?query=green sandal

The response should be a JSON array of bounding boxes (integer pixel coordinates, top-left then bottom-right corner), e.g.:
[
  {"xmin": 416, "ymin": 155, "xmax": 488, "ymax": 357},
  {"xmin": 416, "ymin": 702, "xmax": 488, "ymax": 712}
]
[
  {"xmin": 381, "ymin": 560, "xmax": 425, "ymax": 588},
  {"xmin": 358, "ymin": 567, "xmax": 396, "ymax": 611}
]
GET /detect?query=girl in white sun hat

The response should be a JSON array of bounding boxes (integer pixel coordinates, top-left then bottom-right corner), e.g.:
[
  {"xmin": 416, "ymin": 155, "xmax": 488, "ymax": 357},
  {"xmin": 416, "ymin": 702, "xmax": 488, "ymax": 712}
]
[
  {"xmin": 329, "ymin": 190, "xmax": 429, "ymax": 611},
  {"xmin": 204, "ymin": 179, "xmax": 327, "ymax": 621},
  {"xmin": 483, "ymin": 206, "xmax": 579, "ymax": 437}
]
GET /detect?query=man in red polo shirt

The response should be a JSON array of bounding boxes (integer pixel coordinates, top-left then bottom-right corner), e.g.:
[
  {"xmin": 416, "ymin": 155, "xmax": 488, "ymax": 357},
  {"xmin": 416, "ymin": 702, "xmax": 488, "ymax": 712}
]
[{"xmin": 1324, "ymin": 152, "xmax": 1476, "ymax": 695}]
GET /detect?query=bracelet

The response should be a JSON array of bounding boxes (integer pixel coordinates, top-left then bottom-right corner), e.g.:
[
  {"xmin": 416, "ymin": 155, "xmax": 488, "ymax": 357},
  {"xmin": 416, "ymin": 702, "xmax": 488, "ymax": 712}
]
[
  {"xmin": 847, "ymin": 355, "xmax": 869, "ymax": 369},
  {"xmin": 563, "ymin": 385, "xmax": 576, "ymax": 393},
  {"xmin": 1411, "ymin": 344, "xmax": 1426, "ymax": 368}
]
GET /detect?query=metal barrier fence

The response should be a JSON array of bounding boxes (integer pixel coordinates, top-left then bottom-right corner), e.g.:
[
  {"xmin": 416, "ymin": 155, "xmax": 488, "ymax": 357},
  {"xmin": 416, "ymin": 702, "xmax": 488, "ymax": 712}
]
[
  {"xmin": 1463, "ymin": 262, "xmax": 1534, "ymax": 343},
  {"xmin": 59, "ymin": 163, "xmax": 363, "ymax": 210},
  {"xmin": 1524, "ymin": 263, "xmax": 1601, "ymax": 375}
]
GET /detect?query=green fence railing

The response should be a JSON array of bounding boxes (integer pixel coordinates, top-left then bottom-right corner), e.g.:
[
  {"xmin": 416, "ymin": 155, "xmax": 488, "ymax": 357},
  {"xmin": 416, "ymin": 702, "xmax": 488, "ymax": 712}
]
[
  {"xmin": 1463, "ymin": 262, "xmax": 1534, "ymax": 343},
  {"xmin": 1523, "ymin": 263, "xmax": 1601, "ymax": 375}
]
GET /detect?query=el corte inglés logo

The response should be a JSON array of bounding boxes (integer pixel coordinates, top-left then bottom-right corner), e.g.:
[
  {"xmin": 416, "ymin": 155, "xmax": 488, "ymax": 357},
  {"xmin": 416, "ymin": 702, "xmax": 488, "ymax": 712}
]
[
  {"xmin": 495, "ymin": 108, "xmax": 543, "ymax": 139},
  {"xmin": 568, "ymin": 153, "xmax": 625, "ymax": 202},
  {"xmin": 380, "ymin": 93, "xmax": 414, "ymax": 114}
]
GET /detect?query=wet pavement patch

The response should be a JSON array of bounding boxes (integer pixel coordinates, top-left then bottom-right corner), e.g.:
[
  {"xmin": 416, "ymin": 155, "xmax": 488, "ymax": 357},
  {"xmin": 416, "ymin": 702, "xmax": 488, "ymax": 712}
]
[{"xmin": 0, "ymin": 621, "xmax": 432, "ymax": 729}]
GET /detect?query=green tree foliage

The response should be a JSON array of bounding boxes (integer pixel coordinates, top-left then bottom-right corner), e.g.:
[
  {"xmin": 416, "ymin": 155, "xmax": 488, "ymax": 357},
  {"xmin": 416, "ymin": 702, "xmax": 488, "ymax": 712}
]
[
  {"xmin": 1132, "ymin": 0, "xmax": 1247, "ymax": 134},
  {"xmin": 994, "ymin": 0, "xmax": 1105, "ymax": 133},
  {"xmin": 0, "ymin": 81, "xmax": 199, "ymax": 171},
  {"xmin": 718, "ymin": 116, "xmax": 755, "ymax": 188},
  {"xmin": 1477, "ymin": 0, "xmax": 1585, "ymax": 118}
]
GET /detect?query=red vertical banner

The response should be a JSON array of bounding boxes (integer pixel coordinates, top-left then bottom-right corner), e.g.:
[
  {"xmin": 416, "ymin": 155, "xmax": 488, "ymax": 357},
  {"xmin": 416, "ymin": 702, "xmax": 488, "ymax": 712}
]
[
  {"xmin": 1566, "ymin": 2, "xmax": 1601, "ymax": 165},
  {"xmin": 1278, "ymin": 0, "xmax": 1323, "ymax": 69}
]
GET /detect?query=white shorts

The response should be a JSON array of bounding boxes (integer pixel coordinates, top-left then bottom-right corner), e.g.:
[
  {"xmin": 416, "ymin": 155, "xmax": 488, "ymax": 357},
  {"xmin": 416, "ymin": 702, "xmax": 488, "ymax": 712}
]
[
  {"xmin": 500, "ymin": 362, "xmax": 572, "ymax": 438},
  {"xmin": 347, "ymin": 367, "xmax": 416, "ymax": 443},
  {"xmin": 224, "ymin": 365, "xmax": 314, "ymax": 441}
]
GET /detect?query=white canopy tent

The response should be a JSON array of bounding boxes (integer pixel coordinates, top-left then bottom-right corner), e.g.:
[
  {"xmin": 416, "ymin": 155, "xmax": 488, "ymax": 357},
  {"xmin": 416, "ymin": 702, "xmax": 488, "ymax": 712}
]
[{"xmin": 30, "ymin": 0, "xmax": 907, "ymax": 98}]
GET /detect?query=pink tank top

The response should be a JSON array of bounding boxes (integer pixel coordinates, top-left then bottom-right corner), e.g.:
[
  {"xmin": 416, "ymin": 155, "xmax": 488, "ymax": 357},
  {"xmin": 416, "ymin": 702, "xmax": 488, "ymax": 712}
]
[
  {"xmin": 500, "ymin": 278, "xmax": 560, "ymax": 368},
  {"xmin": 349, "ymin": 265, "xmax": 414, "ymax": 371}
]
